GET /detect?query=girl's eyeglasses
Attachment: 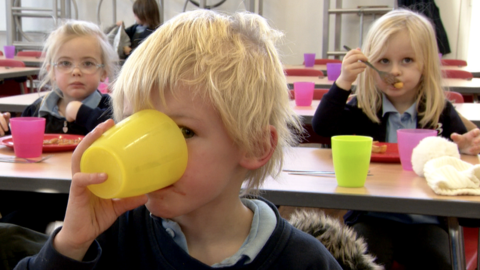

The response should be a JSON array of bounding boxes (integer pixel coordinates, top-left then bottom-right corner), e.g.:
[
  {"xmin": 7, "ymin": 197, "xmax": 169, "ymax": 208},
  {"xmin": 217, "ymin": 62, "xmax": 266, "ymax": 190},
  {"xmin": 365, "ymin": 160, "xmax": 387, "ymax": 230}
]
[{"xmin": 53, "ymin": 60, "xmax": 104, "ymax": 74}]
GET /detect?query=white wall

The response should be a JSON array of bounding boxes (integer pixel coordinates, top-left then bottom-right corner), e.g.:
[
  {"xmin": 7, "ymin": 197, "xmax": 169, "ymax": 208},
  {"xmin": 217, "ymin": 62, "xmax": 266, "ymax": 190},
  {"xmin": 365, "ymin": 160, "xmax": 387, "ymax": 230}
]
[{"xmin": 0, "ymin": 0, "xmax": 474, "ymax": 65}]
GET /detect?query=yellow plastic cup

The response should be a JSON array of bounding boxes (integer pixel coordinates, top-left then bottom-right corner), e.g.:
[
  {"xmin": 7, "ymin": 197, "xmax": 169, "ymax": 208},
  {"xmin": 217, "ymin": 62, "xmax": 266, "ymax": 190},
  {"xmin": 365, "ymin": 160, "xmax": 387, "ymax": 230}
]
[
  {"xmin": 81, "ymin": 110, "xmax": 188, "ymax": 199},
  {"xmin": 331, "ymin": 135, "xmax": 372, "ymax": 187}
]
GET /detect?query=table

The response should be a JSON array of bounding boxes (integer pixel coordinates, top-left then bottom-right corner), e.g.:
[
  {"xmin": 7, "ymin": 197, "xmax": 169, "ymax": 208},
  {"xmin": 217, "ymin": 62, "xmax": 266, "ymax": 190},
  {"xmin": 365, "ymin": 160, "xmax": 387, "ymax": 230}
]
[
  {"xmin": 0, "ymin": 91, "xmax": 47, "ymax": 112},
  {"xmin": 284, "ymin": 64, "xmax": 480, "ymax": 78},
  {"xmin": 0, "ymin": 66, "xmax": 40, "ymax": 80},
  {"xmin": 0, "ymin": 66, "xmax": 40, "ymax": 94},
  {"xmin": 0, "ymin": 145, "xmax": 477, "ymax": 269},
  {"xmin": 0, "ymin": 56, "xmax": 44, "ymax": 67},
  {"xmin": 291, "ymin": 100, "xmax": 480, "ymax": 128},
  {"xmin": 266, "ymin": 147, "xmax": 480, "ymax": 270},
  {"xmin": 286, "ymin": 76, "xmax": 480, "ymax": 96}
]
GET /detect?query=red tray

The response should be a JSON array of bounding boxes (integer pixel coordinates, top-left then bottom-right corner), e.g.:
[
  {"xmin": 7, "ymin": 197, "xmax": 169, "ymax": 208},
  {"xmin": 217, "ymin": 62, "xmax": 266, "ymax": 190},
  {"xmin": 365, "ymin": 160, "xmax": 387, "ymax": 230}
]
[
  {"xmin": 371, "ymin": 142, "xmax": 400, "ymax": 163},
  {"xmin": 1, "ymin": 134, "xmax": 84, "ymax": 152}
]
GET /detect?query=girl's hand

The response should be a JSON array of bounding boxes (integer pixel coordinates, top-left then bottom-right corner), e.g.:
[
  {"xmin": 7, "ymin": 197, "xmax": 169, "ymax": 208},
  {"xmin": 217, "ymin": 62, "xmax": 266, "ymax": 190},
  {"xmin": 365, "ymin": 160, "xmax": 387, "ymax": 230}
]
[
  {"xmin": 451, "ymin": 128, "xmax": 480, "ymax": 155},
  {"xmin": 65, "ymin": 101, "xmax": 82, "ymax": 122},
  {"xmin": 124, "ymin": 46, "xmax": 132, "ymax": 55},
  {"xmin": 336, "ymin": 48, "xmax": 368, "ymax": 91},
  {"xmin": 53, "ymin": 119, "xmax": 148, "ymax": 261},
  {"xmin": 0, "ymin": 112, "xmax": 10, "ymax": 136}
]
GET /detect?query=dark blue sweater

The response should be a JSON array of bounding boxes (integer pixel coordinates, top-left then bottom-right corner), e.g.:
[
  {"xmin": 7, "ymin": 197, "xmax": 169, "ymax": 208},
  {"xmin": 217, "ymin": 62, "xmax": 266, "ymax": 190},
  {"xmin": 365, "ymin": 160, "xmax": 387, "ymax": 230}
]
[{"xmin": 15, "ymin": 199, "xmax": 342, "ymax": 270}]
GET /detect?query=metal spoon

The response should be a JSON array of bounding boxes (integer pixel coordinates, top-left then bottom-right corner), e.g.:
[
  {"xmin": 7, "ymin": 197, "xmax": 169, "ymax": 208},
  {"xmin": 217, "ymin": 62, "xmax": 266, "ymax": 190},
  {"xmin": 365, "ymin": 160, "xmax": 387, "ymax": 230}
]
[
  {"xmin": 343, "ymin": 45, "xmax": 398, "ymax": 85},
  {"xmin": 0, "ymin": 155, "xmax": 53, "ymax": 163}
]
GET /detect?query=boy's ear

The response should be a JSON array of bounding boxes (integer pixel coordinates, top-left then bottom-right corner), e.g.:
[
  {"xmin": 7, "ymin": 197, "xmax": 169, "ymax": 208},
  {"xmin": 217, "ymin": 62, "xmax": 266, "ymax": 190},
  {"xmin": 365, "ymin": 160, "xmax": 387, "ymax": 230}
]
[{"xmin": 239, "ymin": 126, "xmax": 278, "ymax": 170}]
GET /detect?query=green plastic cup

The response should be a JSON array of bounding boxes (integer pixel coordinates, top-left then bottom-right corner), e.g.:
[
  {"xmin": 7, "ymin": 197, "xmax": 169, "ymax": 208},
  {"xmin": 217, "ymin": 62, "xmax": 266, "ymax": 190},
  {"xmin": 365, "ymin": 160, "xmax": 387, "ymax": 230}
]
[{"xmin": 332, "ymin": 135, "xmax": 373, "ymax": 187}]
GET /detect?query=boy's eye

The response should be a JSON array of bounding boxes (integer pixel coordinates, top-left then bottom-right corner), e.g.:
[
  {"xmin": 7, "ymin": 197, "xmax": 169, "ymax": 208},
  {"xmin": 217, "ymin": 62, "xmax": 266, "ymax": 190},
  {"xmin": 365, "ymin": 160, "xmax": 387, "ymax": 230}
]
[{"xmin": 180, "ymin": 127, "xmax": 195, "ymax": 139}]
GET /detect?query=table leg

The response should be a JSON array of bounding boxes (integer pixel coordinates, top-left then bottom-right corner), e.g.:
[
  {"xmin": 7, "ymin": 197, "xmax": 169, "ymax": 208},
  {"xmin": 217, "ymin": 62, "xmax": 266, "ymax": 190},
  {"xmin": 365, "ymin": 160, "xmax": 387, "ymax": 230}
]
[{"xmin": 447, "ymin": 217, "xmax": 466, "ymax": 270}]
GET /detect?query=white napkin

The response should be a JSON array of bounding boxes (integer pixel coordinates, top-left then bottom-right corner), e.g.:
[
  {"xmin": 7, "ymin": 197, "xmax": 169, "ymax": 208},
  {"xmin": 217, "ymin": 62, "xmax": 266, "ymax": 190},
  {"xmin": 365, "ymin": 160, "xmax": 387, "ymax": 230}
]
[{"xmin": 423, "ymin": 156, "xmax": 480, "ymax": 195}]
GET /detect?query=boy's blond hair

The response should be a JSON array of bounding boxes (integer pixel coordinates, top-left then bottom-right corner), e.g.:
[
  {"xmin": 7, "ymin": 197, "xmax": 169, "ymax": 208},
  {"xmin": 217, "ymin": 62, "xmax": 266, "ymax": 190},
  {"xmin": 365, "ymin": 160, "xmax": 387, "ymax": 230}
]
[
  {"xmin": 39, "ymin": 20, "xmax": 118, "ymax": 93},
  {"xmin": 112, "ymin": 10, "xmax": 303, "ymax": 195},
  {"xmin": 356, "ymin": 9, "xmax": 445, "ymax": 128}
]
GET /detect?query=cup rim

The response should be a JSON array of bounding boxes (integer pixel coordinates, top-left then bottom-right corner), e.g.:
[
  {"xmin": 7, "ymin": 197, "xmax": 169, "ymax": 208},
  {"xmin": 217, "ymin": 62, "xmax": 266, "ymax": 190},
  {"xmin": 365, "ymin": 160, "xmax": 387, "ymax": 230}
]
[
  {"xmin": 10, "ymin": 117, "xmax": 46, "ymax": 123},
  {"xmin": 396, "ymin": 128, "xmax": 437, "ymax": 134},
  {"xmin": 331, "ymin": 135, "xmax": 373, "ymax": 142}
]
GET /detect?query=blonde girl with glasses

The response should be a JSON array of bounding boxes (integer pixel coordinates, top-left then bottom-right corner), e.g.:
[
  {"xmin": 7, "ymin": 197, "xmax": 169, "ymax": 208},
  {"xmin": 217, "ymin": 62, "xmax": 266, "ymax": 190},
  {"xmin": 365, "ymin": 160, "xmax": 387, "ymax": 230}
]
[
  {"xmin": 0, "ymin": 20, "xmax": 118, "ymax": 137},
  {"xmin": 0, "ymin": 20, "xmax": 118, "ymax": 236}
]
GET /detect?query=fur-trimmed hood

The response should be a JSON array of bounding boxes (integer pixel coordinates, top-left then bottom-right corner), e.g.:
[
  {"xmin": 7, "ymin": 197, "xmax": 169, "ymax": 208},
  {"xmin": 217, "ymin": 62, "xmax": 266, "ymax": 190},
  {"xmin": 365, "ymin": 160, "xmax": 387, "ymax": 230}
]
[{"xmin": 288, "ymin": 210, "xmax": 384, "ymax": 270}]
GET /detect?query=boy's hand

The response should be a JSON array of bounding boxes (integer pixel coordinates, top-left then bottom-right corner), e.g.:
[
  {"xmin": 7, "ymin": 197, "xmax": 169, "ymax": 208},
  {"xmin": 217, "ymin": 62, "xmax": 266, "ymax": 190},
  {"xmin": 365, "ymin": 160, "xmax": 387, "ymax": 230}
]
[
  {"xmin": 124, "ymin": 46, "xmax": 132, "ymax": 55},
  {"xmin": 336, "ymin": 48, "xmax": 368, "ymax": 91},
  {"xmin": 451, "ymin": 128, "xmax": 480, "ymax": 155},
  {"xmin": 53, "ymin": 119, "xmax": 148, "ymax": 261},
  {"xmin": 0, "ymin": 112, "xmax": 11, "ymax": 136}
]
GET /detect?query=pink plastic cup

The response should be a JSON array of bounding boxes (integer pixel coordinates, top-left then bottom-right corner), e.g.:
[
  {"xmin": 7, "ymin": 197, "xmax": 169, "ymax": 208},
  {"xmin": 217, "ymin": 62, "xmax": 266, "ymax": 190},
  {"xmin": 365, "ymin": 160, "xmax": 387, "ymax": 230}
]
[
  {"xmin": 10, "ymin": 117, "xmax": 46, "ymax": 158},
  {"xmin": 397, "ymin": 129, "xmax": 437, "ymax": 171},
  {"xmin": 304, "ymin": 53, "xmax": 316, "ymax": 68},
  {"xmin": 4, "ymin": 45, "xmax": 15, "ymax": 59},
  {"xmin": 293, "ymin": 82, "xmax": 314, "ymax": 106},
  {"xmin": 327, "ymin": 63, "xmax": 342, "ymax": 81}
]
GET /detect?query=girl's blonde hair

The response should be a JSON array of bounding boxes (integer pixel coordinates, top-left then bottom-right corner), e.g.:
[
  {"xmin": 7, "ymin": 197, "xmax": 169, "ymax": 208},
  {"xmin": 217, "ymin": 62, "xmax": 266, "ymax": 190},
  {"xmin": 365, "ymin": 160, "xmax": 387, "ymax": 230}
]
[
  {"xmin": 38, "ymin": 20, "xmax": 118, "ymax": 93},
  {"xmin": 356, "ymin": 9, "xmax": 445, "ymax": 128},
  {"xmin": 112, "ymin": 10, "xmax": 303, "ymax": 195}
]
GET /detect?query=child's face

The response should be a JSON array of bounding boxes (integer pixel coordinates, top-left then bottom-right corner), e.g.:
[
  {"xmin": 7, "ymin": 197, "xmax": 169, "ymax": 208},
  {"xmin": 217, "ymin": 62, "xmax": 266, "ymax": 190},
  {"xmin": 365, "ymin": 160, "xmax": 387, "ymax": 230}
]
[
  {"xmin": 52, "ymin": 35, "xmax": 106, "ymax": 101},
  {"xmin": 139, "ymin": 86, "xmax": 248, "ymax": 219},
  {"xmin": 373, "ymin": 30, "xmax": 423, "ymax": 105}
]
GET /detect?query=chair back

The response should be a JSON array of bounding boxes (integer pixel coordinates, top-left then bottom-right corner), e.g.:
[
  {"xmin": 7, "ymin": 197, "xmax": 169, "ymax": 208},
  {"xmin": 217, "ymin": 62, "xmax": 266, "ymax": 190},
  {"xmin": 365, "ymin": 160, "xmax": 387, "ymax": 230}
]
[
  {"xmin": 17, "ymin": 51, "xmax": 43, "ymax": 58},
  {"xmin": 445, "ymin": 91, "xmax": 464, "ymax": 103},
  {"xmin": 0, "ymin": 51, "xmax": 3, "ymax": 56},
  {"xmin": 284, "ymin": 69, "xmax": 323, "ymax": 77},
  {"xmin": 0, "ymin": 59, "xmax": 28, "ymax": 97},
  {"xmin": 442, "ymin": 69, "xmax": 473, "ymax": 80},
  {"xmin": 441, "ymin": 59, "xmax": 467, "ymax": 67}
]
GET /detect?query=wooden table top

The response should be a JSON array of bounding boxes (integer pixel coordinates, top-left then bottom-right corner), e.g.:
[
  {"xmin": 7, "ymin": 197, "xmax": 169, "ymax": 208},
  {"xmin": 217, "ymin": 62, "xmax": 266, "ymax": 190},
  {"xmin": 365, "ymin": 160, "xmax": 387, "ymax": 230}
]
[
  {"xmin": 285, "ymin": 76, "xmax": 480, "ymax": 94},
  {"xmin": 283, "ymin": 64, "xmax": 480, "ymax": 78},
  {"xmin": 290, "ymin": 100, "xmax": 480, "ymax": 127},
  {"xmin": 0, "ymin": 66, "xmax": 41, "ymax": 80}
]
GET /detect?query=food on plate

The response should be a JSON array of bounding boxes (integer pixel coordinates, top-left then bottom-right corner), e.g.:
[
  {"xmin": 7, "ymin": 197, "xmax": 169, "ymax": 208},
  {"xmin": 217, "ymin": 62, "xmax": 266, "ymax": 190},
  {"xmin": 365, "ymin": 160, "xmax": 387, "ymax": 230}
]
[
  {"xmin": 393, "ymin": 81, "xmax": 403, "ymax": 89},
  {"xmin": 43, "ymin": 137, "xmax": 82, "ymax": 145},
  {"xmin": 372, "ymin": 141, "xmax": 387, "ymax": 154}
]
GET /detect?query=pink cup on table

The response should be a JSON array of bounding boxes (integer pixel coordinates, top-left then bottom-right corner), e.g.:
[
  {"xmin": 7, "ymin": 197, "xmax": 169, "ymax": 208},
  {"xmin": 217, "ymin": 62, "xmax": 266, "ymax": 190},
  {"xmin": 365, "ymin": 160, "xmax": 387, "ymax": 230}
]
[
  {"xmin": 397, "ymin": 129, "xmax": 437, "ymax": 171},
  {"xmin": 10, "ymin": 117, "xmax": 46, "ymax": 158},
  {"xmin": 304, "ymin": 53, "xmax": 316, "ymax": 68},
  {"xmin": 4, "ymin": 45, "xmax": 15, "ymax": 59},
  {"xmin": 326, "ymin": 63, "xmax": 342, "ymax": 81},
  {"xmin": 293, "ymin": 82, "xmax": 314, "ymax": 106}
]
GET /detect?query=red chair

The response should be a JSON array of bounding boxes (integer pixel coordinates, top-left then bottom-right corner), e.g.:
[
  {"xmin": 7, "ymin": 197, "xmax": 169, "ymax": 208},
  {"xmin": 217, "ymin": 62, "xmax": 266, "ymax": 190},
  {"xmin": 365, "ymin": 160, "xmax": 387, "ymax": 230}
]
[
  {"xmin": 442, "ymin": 69, "xmax": 474, "ymax": 102},
  {"xmin": 445, "ymin": 91, "xmax": 464, "ymax": 103},
  {"xmin": 463, "ymin": 227, "xmax": 479, "ymax": 270},
  {"xmin": 0, "ymin": 59, "xmax": 29, "ymax": 97},
  {"xmin": 0, "ymin": 51, "xmax": 3, "ymax": 56},
  {"xmin": 284, "ymin": 69, "xmax": 324, "ymax": 77},
  {"xmin": 16, "ymin": 50, "xmax": 43, "ymax": 58},
  {"xmin": 441, "ymin": 59, "xmax": 468, "ymax": 67},
  {"xmin": 442, "ymin": 69, "xmax": 473, "ymax": 80},
  {"xmin": 302, "ymin": 58, "xmax": 342, "ymax": 65}
]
